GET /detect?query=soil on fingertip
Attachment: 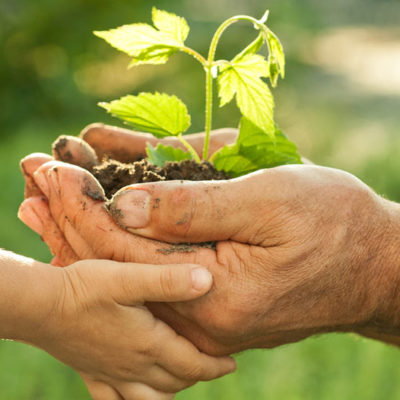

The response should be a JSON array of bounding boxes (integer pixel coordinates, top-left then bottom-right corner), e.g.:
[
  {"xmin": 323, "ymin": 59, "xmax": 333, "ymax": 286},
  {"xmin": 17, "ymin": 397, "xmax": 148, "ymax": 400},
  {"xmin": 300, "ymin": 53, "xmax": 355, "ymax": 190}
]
[{"xmin": 92, "ymin": 158, "xmax": 230, "ymax": 199}]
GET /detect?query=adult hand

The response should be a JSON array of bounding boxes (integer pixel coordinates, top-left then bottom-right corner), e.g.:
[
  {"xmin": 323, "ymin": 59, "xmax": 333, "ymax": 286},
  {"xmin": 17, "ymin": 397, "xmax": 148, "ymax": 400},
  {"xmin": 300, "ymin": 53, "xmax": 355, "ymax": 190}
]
[
  {"xmin": 45, "ymin": 123, "xmax": 238, "ymax": 170},
  {"xmin": 19, "ymin": 124, "xmax": 400, "ymax": 355},
  {"xmin": 18, "ymin": 124, "xmax": 236, "ymax": 267},
  {"xmin": 105, "ymin": 164, "xmax": 400, "ymax": 352},
  {"xmin": 19, "ymin": 150, "xmax": 400, "ymax": 355}
]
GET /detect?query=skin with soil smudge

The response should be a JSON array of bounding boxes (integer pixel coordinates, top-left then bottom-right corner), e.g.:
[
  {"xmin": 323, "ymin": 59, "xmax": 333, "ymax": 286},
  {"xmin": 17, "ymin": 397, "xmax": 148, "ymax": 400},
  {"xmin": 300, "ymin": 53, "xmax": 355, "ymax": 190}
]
[
  {"xmin": 93, "ymin": 158, "xmax": 229, "ymax": 253},
  {"xmin": 52, "ymin": 135, "xmax": 230, "ymax": 253}
]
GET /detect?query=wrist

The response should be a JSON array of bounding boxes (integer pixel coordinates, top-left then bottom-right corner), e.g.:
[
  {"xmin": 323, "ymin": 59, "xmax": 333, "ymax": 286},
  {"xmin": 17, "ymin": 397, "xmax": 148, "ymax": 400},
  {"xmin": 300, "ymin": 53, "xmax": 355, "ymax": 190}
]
[
  {"xmin": 0, "ymin": 251, "xmax": 63, "ymax": 344},
  {"xmin": 355, "ymin": 197, "xmax": 400, "ymax": 338}
]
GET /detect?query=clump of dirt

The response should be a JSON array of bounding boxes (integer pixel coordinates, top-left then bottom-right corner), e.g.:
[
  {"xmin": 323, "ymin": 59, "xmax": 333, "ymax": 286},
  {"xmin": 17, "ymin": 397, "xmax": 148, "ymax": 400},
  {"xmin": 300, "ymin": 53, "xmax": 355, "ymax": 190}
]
[
  {"xmin": 90, "ymin": 157, "xmax": 229, "ymax": 254},
  {"xmin": 92, "ymin": 158, "xmax": 229, "ymax": 198},
  {"xmin": 156, "ymin": 242, "xmax": 217, "ymax": 255}
]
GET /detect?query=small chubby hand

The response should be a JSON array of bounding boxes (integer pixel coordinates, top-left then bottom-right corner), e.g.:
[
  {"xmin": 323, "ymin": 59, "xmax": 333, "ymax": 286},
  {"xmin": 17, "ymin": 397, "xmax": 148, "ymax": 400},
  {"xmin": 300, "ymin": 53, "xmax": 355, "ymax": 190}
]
[{"xmin": 28, "ymin": 259, "xmax": 236, "ymax": 400}]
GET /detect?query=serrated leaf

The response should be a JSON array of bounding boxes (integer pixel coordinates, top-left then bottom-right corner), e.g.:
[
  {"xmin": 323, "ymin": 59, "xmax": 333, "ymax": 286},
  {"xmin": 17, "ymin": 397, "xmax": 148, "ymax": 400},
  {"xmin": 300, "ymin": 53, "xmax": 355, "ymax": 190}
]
[
  {"xmin": 234, "ymin": 33, "xmax": 264, "ymax": 61},
  {"xmin": 146, "ymin": 143, "xmax": 192, "ymax": 167},
  {"xmin": 152, "ymin": 7, "xmax": 189, "ymax": 43},
  {"xmin": 269, "ymin": 60, "xmax": 279, "ymax": 88},
  {"xmin": 267, "ymin": 30, "xmax": 285, "ymax": 79},
  {"xmin": 231, "ymin": 53, "xmax": 270, "ymax": 77},
  {"xmin": 212, "ymin": 117, "xmax": 302, "ymax": 177},
  {"xmin": 100, "ymin": 92, "xmax": 191, "ymax": 138},
  {"xmin": 218, "ymin": 55, "xmax": 274, "ymax": 134},
  {"xmin": 127, "ymin": 51, "xmax": 170, "ymax": 67},
  {"xmin": 212, "ymin": 144, "xmax": 258, "ymax": 177},
  {"xmin": 94, "ymin": 8, "xmax": 189, "ymax": 66}
]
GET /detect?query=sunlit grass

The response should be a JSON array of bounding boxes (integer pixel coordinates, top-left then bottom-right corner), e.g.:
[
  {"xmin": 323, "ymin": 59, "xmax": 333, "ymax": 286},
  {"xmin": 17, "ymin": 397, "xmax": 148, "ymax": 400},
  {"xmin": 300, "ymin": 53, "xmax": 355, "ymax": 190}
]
[{"xmin": 1, "ymin": 334, "xmax": 400, "ymax": 400}]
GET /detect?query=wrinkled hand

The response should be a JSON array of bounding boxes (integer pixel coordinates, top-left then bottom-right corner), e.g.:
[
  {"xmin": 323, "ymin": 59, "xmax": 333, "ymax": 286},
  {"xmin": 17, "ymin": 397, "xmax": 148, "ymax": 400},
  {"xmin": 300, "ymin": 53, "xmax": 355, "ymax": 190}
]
[{"xmin": 19, "ymin": 125, "xmax": 400, "ymax": 356}]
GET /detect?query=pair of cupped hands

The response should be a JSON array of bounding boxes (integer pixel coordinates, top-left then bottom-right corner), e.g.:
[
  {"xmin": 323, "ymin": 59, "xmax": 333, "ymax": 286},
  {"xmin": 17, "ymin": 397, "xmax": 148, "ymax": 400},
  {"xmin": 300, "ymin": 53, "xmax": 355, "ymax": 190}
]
[{"xmin": 18, "ymin": 124, "xmax": 397, "ymax": 399}]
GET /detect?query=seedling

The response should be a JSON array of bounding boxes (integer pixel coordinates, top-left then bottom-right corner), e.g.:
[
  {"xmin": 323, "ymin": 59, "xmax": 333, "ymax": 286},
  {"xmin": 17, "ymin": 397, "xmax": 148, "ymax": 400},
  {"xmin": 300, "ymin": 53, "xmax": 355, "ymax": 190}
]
[{"xmin": 95, "ymin": 8, "xmax": 302, "ymax": 178}]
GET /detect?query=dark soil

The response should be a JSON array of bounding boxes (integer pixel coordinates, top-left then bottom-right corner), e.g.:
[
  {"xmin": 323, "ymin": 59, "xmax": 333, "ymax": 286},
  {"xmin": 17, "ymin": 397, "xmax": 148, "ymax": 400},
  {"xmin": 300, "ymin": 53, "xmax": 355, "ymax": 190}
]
[
  {"xmin": 90, "ymin": 157, "xmax": 230, "ymax": 254},
  {"xmin": 92, "ymin": 158, "xmax": 229, "ymax": 198},
  {"xmin": 156, "ymin": 241, "xmax": 217, "ymax": 254}
]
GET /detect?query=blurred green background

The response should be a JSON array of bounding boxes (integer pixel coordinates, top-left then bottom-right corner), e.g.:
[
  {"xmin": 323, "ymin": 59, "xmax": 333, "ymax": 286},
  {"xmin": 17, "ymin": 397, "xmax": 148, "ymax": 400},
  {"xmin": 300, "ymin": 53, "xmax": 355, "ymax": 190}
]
[{"xmin": 1, "ymin": 0, "xmax": 400, "ymax": 398}]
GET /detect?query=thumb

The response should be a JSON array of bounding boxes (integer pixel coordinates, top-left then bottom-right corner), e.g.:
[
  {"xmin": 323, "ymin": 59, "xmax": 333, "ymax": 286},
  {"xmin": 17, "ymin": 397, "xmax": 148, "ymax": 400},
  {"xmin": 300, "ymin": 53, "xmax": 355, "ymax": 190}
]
[
  {"xmin": 109, "ymin": 170, "xmax": 275, "ymax": 243},
  {"xmin": 101, "ymin": 261, "xmax": 214, "ymax": 304}
]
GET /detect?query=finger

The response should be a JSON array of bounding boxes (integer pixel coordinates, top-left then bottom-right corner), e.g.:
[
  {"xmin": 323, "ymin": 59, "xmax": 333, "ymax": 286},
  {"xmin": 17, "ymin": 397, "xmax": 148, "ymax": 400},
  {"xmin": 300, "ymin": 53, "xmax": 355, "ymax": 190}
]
[
  {"xmin": 146, "ymin": 302, "xmax": 231, "ymax": 357},
  {"xmin": 18, "ymin": 196, "xmax": 79, "ymax": 265},
  {"xmin": 116, "ymin": 382, "xmax": 175, "ymax": 400},
  {"xmin": 81, "ymin": 123, "xmax": 155, "ymax": 163},
  {"xmin": 83, "ymin": 377, "xmax": 123, "ymax": 400},
  {"xmin": 123, "ymin": 364, "xmax": 194, "ymax": 393},
  {"xmin": 33, "ymin": 161, "xmax": 101, "ymax": 260},
  {"xmin": 110, "ymin": 170, "xmax": 275, "ymax": 244},
  {"xmin": 32, "ymin": 161, "xmax": 215, "ymax": 265},
  {"xmin": 99, "ymin": 261, "xmax": 213, "ymax": 304},
  {"xmin": 20, "ymin": 153, "xmax": 53, "ymax": 197},
  {"xmin": 51, "ymin": 256, "xmax": 64, "ymax": 267},
  {"xmin": 156, "ymin": 327, "xmax": 237, "ymax": 381},
  {"xmin": 52, "ymin": 135, "xmax": 99, "ymax": 170},
  {"xmin": 18, "ymin": 197, "xmax": 45, "ymax": 236},
  {"xmin": 81, "ymin": 123, "xmax": 237, "ymax": 163}
]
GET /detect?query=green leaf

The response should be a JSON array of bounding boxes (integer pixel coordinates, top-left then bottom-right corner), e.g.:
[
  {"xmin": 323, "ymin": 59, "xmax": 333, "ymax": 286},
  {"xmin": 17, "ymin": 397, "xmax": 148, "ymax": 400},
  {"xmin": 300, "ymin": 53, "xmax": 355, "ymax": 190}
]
[
  {"xmin": 152, "ymin": 7, "xmax": 189, "ymax": 43},
  {"xmin": 146, "ymin": 143, "xmax": 192, "ymax": 167},
  {"xmin": 234, "ymin": 33, "xmax": 264, "ymax": 61},
  {"xmin": 94, "ymin": 8, "xmax": 189, "ymax": 66},
  {"xmin": 266, "ymin": 30, "xmax": 285, "ymax": 81},
  {"xmin": 212, "ymin": 117, "xmax": 302, "ymax": 177},
  {"xmin": 269, "ymin": 60, "xmax": 279, "ymax": 88},
  {"xmin": 231, "ymin": 53, "xmax": 270, "ymax": 77},
  {"xmin": 99, "ymin": 92, "xmax": 191, "ymax": 138},
  {"xmin": 218, "ymin": 54, "xmax": 274, "ymax": 134}
]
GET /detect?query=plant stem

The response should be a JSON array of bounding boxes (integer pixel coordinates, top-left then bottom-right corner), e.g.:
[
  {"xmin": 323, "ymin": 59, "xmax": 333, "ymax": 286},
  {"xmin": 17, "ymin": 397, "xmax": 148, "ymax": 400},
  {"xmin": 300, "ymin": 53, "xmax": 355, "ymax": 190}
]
[
  {"xmin": 181, "ymin": 46, "xmax": 207, "ymax": 66},
  {"xmin": 177, "ymin": 134, "xmax": 201, "ymax": 163},
  {"xmin": 203, "ymin": 15, "xmax": 266, "ymax": 160}
]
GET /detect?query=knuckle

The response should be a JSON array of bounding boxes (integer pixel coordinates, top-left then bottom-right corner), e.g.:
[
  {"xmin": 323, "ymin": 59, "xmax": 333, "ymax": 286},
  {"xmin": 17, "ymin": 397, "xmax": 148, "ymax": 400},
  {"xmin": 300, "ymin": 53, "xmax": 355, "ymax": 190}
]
[
  {"xmin": 162, "ymin": 185, "xmax": 195, "ymax": 238},
  {"xmin": 116, "ymin": 267, "xmax": 137, "ymax": 299},
  {"xmin": 159, "ymin": 267, "xmax": 178, "ymax": 298},
  {"xmin": 183, "ymin": 362, "xmax": 206, "ymax": 380},
  {"xmin": 136, "ymin": 340, "xmax": 157, "ymax": 359}
]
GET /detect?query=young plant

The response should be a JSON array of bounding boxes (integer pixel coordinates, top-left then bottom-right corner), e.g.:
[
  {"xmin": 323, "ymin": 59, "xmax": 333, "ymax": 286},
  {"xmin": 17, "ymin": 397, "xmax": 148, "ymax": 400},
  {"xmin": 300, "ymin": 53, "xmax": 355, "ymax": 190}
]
[{"xmin": 96, "ymin": 7, "xmax": 302, "ymax": 178}]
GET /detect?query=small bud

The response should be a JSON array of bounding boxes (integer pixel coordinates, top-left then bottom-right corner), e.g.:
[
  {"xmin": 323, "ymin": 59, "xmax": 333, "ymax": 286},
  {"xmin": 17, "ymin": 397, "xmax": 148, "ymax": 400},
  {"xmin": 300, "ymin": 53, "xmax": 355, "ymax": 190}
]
[
  {"xmin": 211, "ymin": 65, "xmax": 219, "ymax": 78},
  {"xmin": 258, "ymin": 10, "xmax": 270, "ymax": 25}
]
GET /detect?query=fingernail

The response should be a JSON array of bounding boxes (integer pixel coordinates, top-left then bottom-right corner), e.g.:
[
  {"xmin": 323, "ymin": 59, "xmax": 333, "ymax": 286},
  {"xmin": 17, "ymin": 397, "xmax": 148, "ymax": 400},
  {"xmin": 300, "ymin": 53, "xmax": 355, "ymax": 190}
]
[
  {"xmin": 33, "ymin": 171, "xmax": 49, "ymax": 197},
  {"xmin": 191, "ymin": 267, "xmax": 212, "ymax": 291},
  {"xmin": 112, "ymin": 189, "xmax": 151, "ymax": 229}
]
